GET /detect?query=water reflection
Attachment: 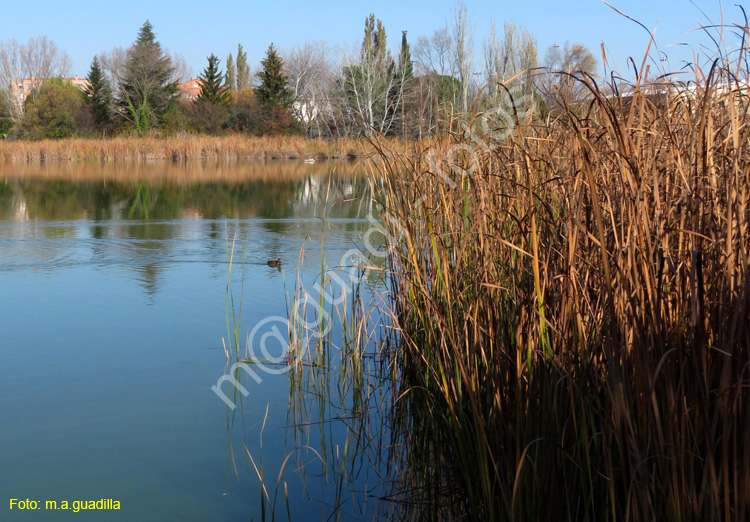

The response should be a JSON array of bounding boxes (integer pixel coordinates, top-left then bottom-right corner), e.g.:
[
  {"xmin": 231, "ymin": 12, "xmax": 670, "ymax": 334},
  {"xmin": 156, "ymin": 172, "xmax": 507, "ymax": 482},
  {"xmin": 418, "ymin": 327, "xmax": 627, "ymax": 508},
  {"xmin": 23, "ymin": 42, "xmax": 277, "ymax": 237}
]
[
  {"xmin": 0, "ymin": 160, "xmax": 367, "ymax": 222},
  {"xmin": 0, "ymin": 161, "xmax": 374, "ymax": 301},
  {"xmin": 0, "ymin": 160, "xmax": 388, "ymax": 521}
]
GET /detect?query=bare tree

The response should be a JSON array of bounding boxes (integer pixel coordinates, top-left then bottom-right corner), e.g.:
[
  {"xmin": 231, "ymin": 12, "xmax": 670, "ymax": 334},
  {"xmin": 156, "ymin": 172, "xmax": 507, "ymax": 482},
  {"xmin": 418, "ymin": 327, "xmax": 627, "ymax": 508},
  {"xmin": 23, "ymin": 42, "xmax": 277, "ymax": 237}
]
[
  {"xmin": 168, "ymin": 51, "xmax": 192, "ymax": 83},
  {"xmin": 0, "ymin": 36, "xmax": 71, "ymax": 123},
  {"xmin": 0, "ymin": 40, "xmax": 24, "ymax": 122},
  {"xmin": 99, "ymin": 46, "xmax": 129, "ymax": 97},
  {"xmin": 283, "ymin": 41, "xmax": 333, "ymax": 136},
  {"xmin": 541, "ymin": 41, "xmax": 597, "ymax": 104},
  {"xmin": 482, "ymin": 21, "xmax": 537, "ymax": 97},
  {"xmin": 20, "ymin": 36, "xmax": 71, "ymax": 80},
  {"xmin": 414, "ymin": 27, "xmax": 454, "ymax": 77},
  {"xmin": 451, "ymin": 2, "xmax": 474, "ymax": 112},
  {"xmin": 340, "ymin": 14, "xmax": 405, "ymax": 136}
]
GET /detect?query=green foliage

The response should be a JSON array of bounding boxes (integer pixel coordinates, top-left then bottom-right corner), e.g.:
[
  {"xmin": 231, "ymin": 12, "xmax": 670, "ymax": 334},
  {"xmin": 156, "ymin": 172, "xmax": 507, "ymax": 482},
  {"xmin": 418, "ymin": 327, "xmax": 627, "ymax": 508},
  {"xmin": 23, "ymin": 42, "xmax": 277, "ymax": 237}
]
[
  {"xmin": 235, "ymin": 44, "xmax": 250, "ymax": 90},
  {"xmin": 18, "ymin": 78, "xmax": 92, "ymax": 139},
  {"xmin": 197, "ymin": 54, "xmax": 231, "ymax": 107},
  {"xmin": 0, "ymin": 91, "xmax": 14, "ymax": 137},
  {"xmin": 83, "ymin": 56, "xmax": 115, "ymax": 132},
  {"xmin": 119, "ymin": 20, "xmax": 179, "ymax": 135},
  {"xmin": 361, "ymin": 13, "xmax": 388, "ymax": 67},
  {"xmin": 398, "ymin": 31, "xmax": 413, "ymax": 81},
  {"xmin": 255, "ymin": 44, "xmax": 292, "ymax": 109},
  {"xmin": 226, "ymin": 53, "xmax": 236, "ymax": 91}
]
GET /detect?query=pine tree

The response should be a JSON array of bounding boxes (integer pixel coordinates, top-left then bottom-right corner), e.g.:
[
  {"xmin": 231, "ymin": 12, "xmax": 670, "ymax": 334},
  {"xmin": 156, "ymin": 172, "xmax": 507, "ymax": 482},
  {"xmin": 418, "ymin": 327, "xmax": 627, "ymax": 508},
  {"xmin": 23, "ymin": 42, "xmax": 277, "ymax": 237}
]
[
  {"xmin": 197, "ymin": 54, "xmax": 231, "ymax": 107},
  {"xmin": 83, "ymin": 56, "xmax": 114, "ymax": 130},
  {"xmin": 236, "ymin": 44, "xmax": 250, "ymax": 90},
  {"xmin": 119, "ymin": 20, "xmax": 179, "ymax": 134},
  {"xmin": 255, "ymin": 44, "xmax": 292, "ymax": 108}
]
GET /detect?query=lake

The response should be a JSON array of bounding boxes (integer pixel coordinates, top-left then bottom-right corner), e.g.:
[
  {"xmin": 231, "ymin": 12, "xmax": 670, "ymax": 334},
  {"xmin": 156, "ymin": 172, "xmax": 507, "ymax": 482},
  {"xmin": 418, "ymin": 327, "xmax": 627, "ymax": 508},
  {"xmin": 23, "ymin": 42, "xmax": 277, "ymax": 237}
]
[{"xmin": 0, "ymin": 161, "xmax": 396, "ymax": 521}]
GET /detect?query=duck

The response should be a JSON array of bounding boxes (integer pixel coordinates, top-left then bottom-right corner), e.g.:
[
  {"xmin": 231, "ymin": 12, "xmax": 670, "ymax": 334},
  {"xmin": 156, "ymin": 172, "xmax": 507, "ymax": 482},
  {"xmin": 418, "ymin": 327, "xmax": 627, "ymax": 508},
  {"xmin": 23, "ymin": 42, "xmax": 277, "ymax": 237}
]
[
  {"xmin": 267, "ymin": 258, "xmax": 282, "ymax": 268},
  {"xmin": 303, "ymin": 157, "xmax": 316, "ymax": 164}
]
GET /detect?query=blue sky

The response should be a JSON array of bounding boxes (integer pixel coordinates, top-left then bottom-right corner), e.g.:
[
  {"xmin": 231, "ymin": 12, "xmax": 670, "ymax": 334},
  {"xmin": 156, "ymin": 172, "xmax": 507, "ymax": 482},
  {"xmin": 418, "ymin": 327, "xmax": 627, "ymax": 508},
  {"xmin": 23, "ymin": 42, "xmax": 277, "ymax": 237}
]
[{"xmin": 0, "ymin": 1, "xmax": 736, "ymax": 80}]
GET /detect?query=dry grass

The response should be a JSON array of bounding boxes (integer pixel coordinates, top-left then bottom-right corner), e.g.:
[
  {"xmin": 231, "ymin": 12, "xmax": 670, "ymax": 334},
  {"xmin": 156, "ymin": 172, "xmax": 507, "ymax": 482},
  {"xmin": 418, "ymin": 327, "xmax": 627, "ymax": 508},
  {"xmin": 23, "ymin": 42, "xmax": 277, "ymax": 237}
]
[
  {"xmin": 372, "ymin": 58, "xmax": 750, "ymax": 520},
  {"xmin": 0, "ymin": 134, "xmax": 383, "ymax": 162}
]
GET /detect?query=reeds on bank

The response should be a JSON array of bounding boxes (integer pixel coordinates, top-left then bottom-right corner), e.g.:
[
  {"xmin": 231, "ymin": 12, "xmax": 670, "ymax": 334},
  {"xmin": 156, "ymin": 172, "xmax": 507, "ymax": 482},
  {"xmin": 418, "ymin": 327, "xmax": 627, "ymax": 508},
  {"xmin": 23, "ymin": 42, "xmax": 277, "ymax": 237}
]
[
  {"xmin": 372, "ymin": 60, "xmax": 750, "ymax": 520},
  {"xmin": 0, "ymin": 134, "xmax": 371, "ymax": 162}
]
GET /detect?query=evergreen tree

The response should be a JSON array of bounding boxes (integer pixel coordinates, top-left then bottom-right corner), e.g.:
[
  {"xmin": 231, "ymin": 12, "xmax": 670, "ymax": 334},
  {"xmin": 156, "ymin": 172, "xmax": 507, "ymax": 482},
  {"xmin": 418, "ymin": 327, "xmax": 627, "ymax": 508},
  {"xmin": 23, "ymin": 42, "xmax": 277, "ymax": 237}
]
[
  {"xmin": 119, "ymin": 20, "xmax": 179, "ymax": 134},
  {"xmin": 398, "ymin": 31, "xmax": 413, "ymax": 80},
  {"xmin": 225, "ymin": 53, "xmax": 236, "ymax": 90},
  {"xmin": 255, "ymin": 44, "xmax": 292, "ymax": 108},
  {"xmin": 83, "ymin": 56, "xmax": 114, "ymax": 131},
  {"xmin": 197, "ymin": 54, "xmax": 231, "ymax": 107},
  {"xmin": 236, "ymin": 44, "xmax": 250, "ymax": 90}
]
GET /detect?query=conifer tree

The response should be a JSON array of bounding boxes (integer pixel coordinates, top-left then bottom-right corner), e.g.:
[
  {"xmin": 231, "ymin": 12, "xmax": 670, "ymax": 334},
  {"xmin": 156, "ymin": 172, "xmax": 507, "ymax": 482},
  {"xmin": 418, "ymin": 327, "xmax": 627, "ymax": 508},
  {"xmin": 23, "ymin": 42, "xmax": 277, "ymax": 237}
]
[
  {"xmin": 119, "ymin": 20, "xmax": 179, "ymax": 134},
  {"xmin": 197, "ymin": 54, "xmax": 231, "ymax": 107},
  {"xmin": 255, "ymin": 44, "xmax": 292, "ymax": 108},
  {"xmin": 83, "ymin": 56, "xmax": 114, "ymax": 130},
  {"xmin": 398, "ymin": 31, "xmax": 413, "ymax": 80}
]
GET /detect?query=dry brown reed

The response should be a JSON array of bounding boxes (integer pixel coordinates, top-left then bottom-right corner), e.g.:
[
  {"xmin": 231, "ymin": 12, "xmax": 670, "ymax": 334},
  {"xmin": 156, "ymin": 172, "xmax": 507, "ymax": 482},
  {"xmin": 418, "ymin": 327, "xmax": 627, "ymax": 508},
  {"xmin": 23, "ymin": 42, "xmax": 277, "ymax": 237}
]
[
  {"xmin": 372, "ymin": 58, "xmax": 750, "ymax": 521},
  {"xmin": 0, "ymin": 134, "xmax": 382, "ymax": 162}
]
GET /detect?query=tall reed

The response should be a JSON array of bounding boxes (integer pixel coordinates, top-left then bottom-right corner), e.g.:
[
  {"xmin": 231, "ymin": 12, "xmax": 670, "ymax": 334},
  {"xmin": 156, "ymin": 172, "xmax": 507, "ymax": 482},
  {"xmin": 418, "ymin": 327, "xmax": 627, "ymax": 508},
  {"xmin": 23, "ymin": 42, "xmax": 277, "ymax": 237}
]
[{"xmin": 372, "ymin": 48, "xmax": 750, "ymax": 521}]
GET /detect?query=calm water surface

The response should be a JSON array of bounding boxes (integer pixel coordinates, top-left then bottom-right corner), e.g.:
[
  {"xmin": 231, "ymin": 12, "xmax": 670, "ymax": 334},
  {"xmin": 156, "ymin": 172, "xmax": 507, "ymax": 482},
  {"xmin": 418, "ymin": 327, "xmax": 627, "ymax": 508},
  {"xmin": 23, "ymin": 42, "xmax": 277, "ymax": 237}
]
[{"xmin": 0, "ymin": 161, "xmax": 391, "ymax": 521}]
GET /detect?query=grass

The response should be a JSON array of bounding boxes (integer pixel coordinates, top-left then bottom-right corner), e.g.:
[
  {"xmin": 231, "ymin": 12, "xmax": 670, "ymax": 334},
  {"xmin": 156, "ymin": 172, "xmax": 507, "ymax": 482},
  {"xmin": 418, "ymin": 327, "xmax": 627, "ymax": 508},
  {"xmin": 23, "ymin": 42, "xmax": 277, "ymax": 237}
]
[{"xmin": 367, "ymin": 41, "xmax": 750, "ymax": 522}]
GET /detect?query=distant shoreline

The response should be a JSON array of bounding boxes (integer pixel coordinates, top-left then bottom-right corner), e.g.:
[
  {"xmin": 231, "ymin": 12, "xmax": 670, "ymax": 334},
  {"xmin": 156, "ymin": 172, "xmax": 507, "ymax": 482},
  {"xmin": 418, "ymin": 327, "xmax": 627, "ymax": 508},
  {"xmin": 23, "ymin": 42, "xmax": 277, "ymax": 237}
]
[{"xmin": 0, "ymin": 135, "xmax": 376, "ymax": 162}]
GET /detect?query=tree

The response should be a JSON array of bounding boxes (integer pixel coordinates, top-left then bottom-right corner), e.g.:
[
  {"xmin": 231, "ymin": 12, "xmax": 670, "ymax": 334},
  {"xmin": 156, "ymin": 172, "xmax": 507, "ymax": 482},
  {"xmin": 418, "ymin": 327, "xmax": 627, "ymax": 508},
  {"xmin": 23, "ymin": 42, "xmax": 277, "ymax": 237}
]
[
  {"xmin": 284, "ymin": 41, "xmax": 336, "ymax": 137},
  {"xmin": 83, "ymin": 56, "xmax": 115, "ymax": 131},
  {"xmin": 225, "ymin": 52, "xmax": 236, "ymax": 90},
  {"xmin": 190, "ymin": 54, "xmax": 231, "ymax": 134},
  {"xmin": 542, "ymin": 41, "xmax": 597, "ymax": 106},
  {"xmin": 17, "ymin": 78, "xmax": 92, "ymax": 139},
  {"xmin": 0, "ymin": 36, "xmax": 72, "ymax": 123},
  {"xmin": 197, "ymin": 54, "xmax": 231, "ymax": 106},
  {"xmin": 235, "ymin": 44, "xmax": 250, "ymax": 90},
  {"xmin": 118, "ymin": 21, "xmax": 179, "ymax": 134},
  {"xmin": 480, "ymin": 21, "xmax": 537, "ymax": 112},
  {"xmin": 255, "ymin": 44, "xmax": 292, "ymax": 108},
  {"xmin": 341, "ymin": 14, "xmax": 404, "ymax": 136},
  {"xmin": 451, "ymin": 3, "xmax": 474, "ymax": 112},
  {"xmin": 414, "ymin": 27, "xmax": 454, "ymax": 77},
  {"xmin": 254, "ymin": 44, "xmax": 294, "ymax": 134},
  {"xmin": 398, "ymin": 31, "xmax": 414, "ymax": 81}
]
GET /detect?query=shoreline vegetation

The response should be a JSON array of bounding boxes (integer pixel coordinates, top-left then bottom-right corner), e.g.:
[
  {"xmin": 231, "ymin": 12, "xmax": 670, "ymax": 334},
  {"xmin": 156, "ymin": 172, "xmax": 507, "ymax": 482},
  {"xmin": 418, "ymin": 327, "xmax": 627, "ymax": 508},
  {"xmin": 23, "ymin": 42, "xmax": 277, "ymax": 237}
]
[
  {"xmin": 367, "ymin": 57, "xmax": 750, "ymax": 520},
  {"xmin": 0, "ymin": 135, "xmax": 377, "ymax": 162}
]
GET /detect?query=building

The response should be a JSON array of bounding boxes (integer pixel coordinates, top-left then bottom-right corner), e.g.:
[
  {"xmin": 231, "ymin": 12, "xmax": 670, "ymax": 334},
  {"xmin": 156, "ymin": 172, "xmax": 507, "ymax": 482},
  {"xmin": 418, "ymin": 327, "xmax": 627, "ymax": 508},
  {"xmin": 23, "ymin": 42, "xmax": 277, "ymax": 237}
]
[
  {"xmin": 12, "ymin": 75, "xmax": 90, "ymax": 107},
  {"xmin": 178, "ymin": 78, "xmax": 202, "ymax": 101}
]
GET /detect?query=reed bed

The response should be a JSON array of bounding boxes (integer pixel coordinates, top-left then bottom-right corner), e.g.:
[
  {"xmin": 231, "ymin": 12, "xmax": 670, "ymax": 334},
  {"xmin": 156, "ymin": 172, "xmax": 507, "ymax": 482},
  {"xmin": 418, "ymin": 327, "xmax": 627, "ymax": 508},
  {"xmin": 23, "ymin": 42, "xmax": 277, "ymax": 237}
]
[
  {"xmin": 0, "ymin": 134, "xmax": 380, "ymax": 162},
  {"xmin": 371, "ymin": 60, "xmax": 750, "ymax": 520}
]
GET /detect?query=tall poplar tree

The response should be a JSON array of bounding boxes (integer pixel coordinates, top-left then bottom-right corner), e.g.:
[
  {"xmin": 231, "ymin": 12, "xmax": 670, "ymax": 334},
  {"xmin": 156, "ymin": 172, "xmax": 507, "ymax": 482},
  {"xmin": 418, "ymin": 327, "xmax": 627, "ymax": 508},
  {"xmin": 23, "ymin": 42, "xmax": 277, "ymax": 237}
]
[
  {"xmin": 119, "ymin": 21, "xmax": 179, "ymax": 134},
  {"xmin": 236, "ymin": 44, "xmax": 250, "ymax": 90},
  {"xmin": 225, "ymin": 53, "xmax": 236, "ymax": 90}
]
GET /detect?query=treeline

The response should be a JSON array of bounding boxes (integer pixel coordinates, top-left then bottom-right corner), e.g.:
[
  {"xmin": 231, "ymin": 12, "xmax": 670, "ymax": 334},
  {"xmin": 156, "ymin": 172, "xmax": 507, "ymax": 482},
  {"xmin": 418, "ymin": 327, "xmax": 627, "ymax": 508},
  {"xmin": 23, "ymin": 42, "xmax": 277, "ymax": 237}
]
[{"xmin": 0, "ymin": 4, "xmax": 596, "ymax": 140}]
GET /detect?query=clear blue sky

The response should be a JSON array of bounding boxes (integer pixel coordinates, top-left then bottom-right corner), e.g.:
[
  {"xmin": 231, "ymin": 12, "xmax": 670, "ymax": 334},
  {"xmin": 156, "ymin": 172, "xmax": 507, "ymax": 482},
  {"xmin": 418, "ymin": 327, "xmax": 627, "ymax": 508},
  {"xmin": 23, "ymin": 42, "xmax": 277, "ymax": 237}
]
[{"xmin": 0, "ymin": 0, "xmax": 736, "ymax": 79}]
